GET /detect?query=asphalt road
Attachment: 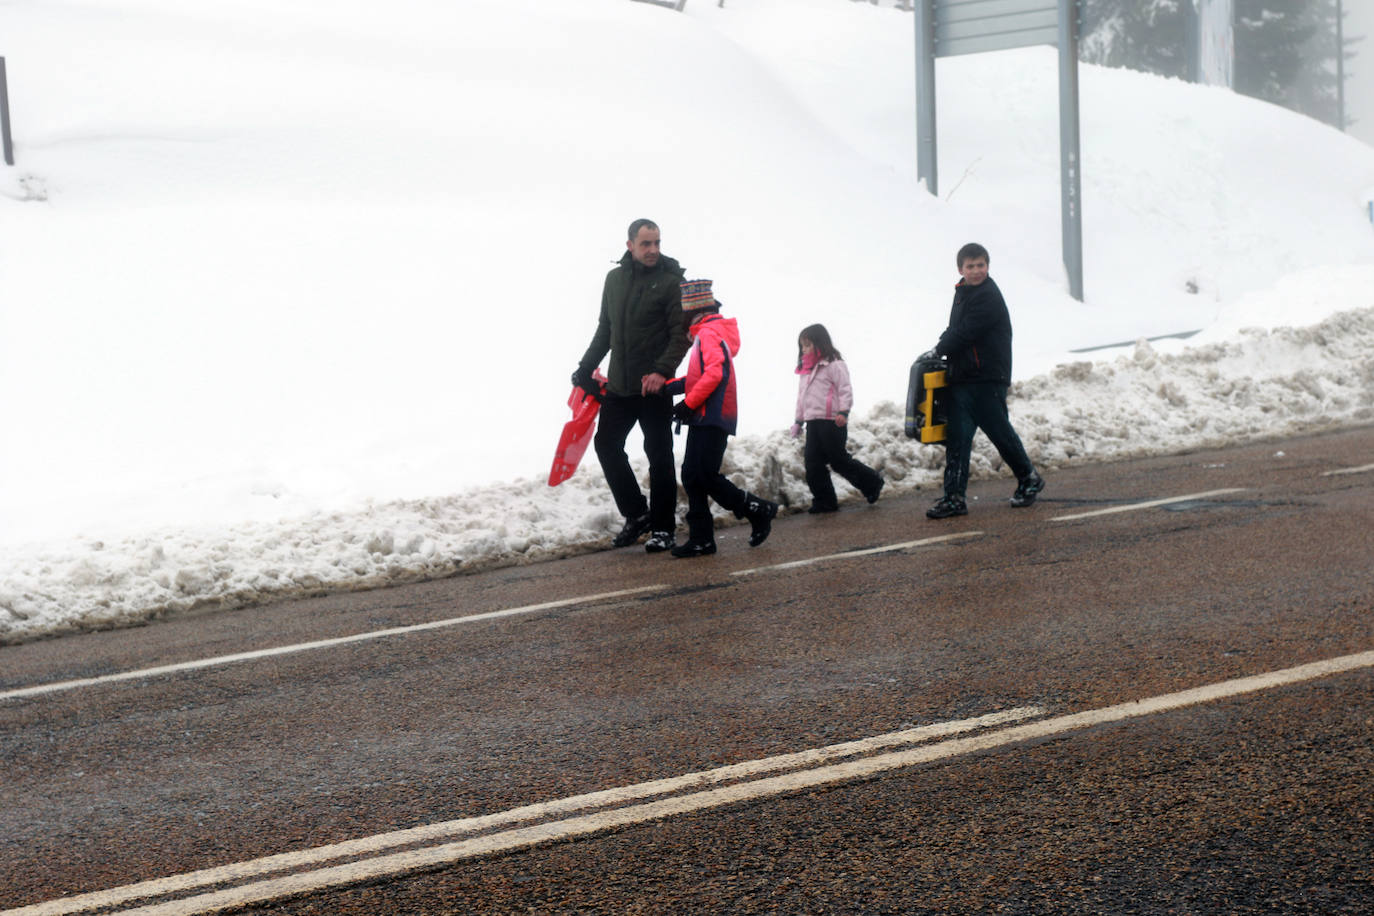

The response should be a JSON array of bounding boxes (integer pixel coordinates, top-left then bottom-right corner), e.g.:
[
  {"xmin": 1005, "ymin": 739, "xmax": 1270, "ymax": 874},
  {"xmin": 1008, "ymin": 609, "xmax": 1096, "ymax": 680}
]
[{"xmin": 2, "ymin": 425, "xmax": 1371, "ymax": 915}]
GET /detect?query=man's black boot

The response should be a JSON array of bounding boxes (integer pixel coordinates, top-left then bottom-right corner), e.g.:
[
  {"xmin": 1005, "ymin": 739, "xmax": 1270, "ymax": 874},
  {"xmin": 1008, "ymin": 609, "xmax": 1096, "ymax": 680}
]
[
  {"xmin": 612, "ymin": 511, "xmax": 652, "ymax": 548},
  {"xmin": 644, "ymin": 530, "xmax": 676, "ymax": 553}
]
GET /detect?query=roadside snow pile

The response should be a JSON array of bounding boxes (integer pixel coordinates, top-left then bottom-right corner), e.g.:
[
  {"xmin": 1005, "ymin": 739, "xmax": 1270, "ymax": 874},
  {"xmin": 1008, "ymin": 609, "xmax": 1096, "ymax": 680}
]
[
  {"xmin": 4, "ymin": 306, "xmax": 1370, "ymax": 644},
  {"xmin": 1015, "ymin": 307, "xmax": 1374, "ymax": 466}
]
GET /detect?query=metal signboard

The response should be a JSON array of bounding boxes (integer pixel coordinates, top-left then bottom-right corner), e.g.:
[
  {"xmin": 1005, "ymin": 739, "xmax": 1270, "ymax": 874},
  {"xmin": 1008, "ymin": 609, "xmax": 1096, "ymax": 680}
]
[
  {"xmin": 914, "ymin": 0, "xmax": 1084, "ymax": 300},
  {"xmin": 935, "ymin": 0, "xmax": 1060, "ymax": 57}
]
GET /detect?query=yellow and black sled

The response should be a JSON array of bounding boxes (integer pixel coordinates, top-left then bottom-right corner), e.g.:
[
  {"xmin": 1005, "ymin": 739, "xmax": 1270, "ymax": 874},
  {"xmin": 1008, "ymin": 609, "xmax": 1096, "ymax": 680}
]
[{"xmin": 904, "ymin": 355, "xmax": 947, "ymax": 444}]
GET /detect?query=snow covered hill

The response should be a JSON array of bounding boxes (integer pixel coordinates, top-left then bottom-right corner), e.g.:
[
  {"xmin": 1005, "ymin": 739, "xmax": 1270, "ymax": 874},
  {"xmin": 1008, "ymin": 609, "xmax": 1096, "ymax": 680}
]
[{"xmin": 1, "ymin": 0, "xmax": 1372, "ymax": 643}]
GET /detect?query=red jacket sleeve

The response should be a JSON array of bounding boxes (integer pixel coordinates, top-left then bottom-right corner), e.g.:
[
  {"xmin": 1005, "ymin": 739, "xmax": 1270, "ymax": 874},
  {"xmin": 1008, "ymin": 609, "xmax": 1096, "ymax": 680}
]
[{"xmin": 684, "ymin": 331, "xmax": 726, "ymax": 410}]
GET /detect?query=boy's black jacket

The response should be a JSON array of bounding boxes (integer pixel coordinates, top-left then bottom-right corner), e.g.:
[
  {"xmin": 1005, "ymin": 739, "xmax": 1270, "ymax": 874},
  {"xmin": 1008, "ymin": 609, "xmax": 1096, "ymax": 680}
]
[{"xmin": 935, "ymin": 275, "xmax": 1014, "ymax": 385}]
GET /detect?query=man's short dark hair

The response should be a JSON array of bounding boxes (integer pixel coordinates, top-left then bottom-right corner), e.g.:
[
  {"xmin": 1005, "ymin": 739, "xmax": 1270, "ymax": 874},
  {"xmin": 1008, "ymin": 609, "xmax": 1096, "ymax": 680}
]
[
  {"xmin": 628, "ymin": 218, "xmax": 659, "ymax": 242},
  {"xmin": 957, "ymin": 242, "xmax": 989, "ymax": 267}
]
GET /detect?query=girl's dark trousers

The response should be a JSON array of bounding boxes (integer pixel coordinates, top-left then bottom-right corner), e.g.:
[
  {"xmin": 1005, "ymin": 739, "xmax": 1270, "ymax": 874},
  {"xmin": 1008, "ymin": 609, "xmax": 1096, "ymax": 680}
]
[
  {"xmin": 680, "ymin": 424, "xmax": 747, "ymax": 542},
  {"xmin": 805, "ymin": 419, "xmax": 882, "ymax": 511}
]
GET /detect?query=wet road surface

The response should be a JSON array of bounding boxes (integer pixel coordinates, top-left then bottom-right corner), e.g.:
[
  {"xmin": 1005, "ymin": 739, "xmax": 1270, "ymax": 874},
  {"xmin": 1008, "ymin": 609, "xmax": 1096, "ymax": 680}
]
[{"xmin": 2, "ymin": 426, "xmax": 1371, "ymax": 914}]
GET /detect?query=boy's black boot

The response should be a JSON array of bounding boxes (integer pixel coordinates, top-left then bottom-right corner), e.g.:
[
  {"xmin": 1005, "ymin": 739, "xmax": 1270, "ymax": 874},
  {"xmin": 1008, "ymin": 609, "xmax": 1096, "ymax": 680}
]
[
  {"xmin": 1010, "ymin": 472, "xmax": 1045, "ymax": 508},
  {"xmin": 740, "ymin": 493, "xmax": 778, "ymax": 547},
  {"xmin": 926, "ymin": 495, "xmax": 968, "ymax": 519}
]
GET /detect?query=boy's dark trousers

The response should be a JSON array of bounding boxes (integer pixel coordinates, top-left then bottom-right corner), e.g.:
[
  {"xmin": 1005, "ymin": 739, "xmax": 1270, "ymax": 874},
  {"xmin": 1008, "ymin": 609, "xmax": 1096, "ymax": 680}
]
[
  {"xmin": 805, "ymin": 419, "xmax": 882, "ymax": 511},
  {"xmin": 680, "ymin": 424, "xmax": 747, "ymax": 543},
  {"xmin": 942, "ymin": 382, "xmax": 1034, "ymax": 498},
  {"xmin": 594, "ymin": 392, "xmax": 677, "ymax": 532}
]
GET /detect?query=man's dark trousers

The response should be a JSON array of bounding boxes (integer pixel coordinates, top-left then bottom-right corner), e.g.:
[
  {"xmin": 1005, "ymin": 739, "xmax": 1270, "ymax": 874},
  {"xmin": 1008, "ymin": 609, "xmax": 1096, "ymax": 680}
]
[
  {"xmin": 942, "ymin": 382, "xmax": 1034, "ymax": 498},
  {"xmin": 594, "ymin": 391, "xmax": 677, "ymax": 531}
]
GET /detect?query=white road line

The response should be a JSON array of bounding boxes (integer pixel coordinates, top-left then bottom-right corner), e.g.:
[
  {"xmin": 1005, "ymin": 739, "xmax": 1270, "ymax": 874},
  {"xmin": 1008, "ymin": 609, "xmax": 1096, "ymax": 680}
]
[
  {"xmin": 22, "ymin": 650, "xmax": 1371, "ymax": 916},
  {"xmin": 0, "ymin": 707, "xmax": 1044, "ymax": 916},
  {"xmin": 1322, "ymin": 462, "xmax": 1374, "ymax": 477},
  {"xmin": 0, "ymin": 586, "xmax": 666, "ymax": 703},
  {"xmin": 731, "ymin": 532, "xmax": 983, "ymax": 576},
  {"xmin": 1049, "ymin": 488, "xmax": 1249, "ymax": 522}
]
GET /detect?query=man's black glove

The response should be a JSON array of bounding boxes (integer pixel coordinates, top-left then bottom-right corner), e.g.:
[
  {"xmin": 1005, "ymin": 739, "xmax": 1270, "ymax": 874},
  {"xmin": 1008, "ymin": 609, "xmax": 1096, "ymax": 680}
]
[
  {"xmin": 671, "ymin": 400, "xmax": 694, "ymax": 423},
  {"xmin": 571, "ymin": 367, "xmax": 601, "ymax": 400}
]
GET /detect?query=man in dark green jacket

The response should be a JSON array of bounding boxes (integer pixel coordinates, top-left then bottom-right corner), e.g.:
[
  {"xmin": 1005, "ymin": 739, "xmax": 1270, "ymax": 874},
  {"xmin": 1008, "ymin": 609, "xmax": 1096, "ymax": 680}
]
[{"xmin": 573, "ymin": 219, "xmax": 690, "ymax": 552}]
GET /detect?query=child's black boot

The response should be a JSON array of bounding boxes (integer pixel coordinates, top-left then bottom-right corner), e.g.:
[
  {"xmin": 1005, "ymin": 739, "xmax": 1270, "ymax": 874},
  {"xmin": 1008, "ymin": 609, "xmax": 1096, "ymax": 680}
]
[
  {"xmin": 740, "ymin": 493, "xmax": 778, "ymax": 547},
  {"xmin": 670, "ymin": 538, "xmax": 716, "ymax": 558},
  {"xmin": 671, "ymin": 519, "xmax": 717, "ymax": 558}
]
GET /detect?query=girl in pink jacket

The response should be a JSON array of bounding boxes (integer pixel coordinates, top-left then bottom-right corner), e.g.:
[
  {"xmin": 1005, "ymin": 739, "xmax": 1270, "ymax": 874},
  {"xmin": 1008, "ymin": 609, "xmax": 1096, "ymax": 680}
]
[{"xmin": 793, "ymin": 324, "xmax": 884, "ymax": 513}]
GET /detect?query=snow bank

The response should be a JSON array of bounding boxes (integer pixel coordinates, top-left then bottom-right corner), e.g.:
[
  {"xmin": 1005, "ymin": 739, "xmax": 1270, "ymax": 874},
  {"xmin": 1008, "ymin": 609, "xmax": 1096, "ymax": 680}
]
[
  {"xmin": 3, "ymin": 0, "xmax": 1373, "ymax": 644},
  {"xmin": 4, "ymin": 307, "xmax": 1370, "ymax": 644}
]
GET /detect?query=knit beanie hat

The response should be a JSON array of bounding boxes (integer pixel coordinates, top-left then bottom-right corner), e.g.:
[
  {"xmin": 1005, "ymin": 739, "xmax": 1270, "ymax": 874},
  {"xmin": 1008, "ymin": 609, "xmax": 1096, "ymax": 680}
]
[{"xmin": 680, "ymin": 279, "xmax": 718, "ymax": 312}]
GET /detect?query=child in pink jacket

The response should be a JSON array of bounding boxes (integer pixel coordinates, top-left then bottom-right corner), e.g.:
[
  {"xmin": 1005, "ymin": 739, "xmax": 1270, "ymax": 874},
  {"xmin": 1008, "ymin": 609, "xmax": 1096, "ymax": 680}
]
[{"xmin": 793, "ymin": 324, "xmax": 884, "ymax": 513}]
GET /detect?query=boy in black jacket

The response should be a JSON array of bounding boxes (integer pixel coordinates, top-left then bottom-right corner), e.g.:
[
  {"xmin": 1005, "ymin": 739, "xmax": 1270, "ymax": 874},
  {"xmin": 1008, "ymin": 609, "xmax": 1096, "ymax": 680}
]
[{"xmin": 924, "ymin": 243, "xmax": 1044, "ymax": 519}]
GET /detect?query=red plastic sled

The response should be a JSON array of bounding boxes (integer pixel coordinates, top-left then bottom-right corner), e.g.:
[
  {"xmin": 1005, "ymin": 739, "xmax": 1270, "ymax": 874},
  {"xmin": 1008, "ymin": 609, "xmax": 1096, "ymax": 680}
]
[{"xmin": 548, "ymin": 369, "xmax": 607, "ymax": 486}]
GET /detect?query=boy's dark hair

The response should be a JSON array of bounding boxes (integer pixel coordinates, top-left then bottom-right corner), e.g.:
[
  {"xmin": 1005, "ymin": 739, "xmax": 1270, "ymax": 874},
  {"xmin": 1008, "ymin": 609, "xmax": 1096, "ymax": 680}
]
[
  {"xmin": 957, "ymin": 242, "xmax": 990, "ymax": 267},
  {"xmin": 797, "ymin": 323, "xmax": 842, "ymax": 368},
  {"xmin": 627, "ymin": 218, "xmax": 659, "ymax": 241}
]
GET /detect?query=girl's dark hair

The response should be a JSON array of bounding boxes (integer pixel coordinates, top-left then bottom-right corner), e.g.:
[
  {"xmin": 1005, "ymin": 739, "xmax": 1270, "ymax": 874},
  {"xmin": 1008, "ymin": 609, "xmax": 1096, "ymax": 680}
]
[{"xmin": 797, "ymin": 323, "xmax": 841, "ymax": 368}]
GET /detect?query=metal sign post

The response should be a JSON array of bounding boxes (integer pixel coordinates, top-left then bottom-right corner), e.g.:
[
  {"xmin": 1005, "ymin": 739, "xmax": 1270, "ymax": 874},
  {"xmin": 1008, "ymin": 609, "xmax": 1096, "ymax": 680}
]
[
  {"xmin": 914, "ymin": 1, "xmax": 938, "ymax": 193},
  {"xmin": 913, "ymin": 0, "xmax": 1084, "ymax": 300},
  {"xmin": 1058, "ymin": 0, "xmax": 1083, "ymax": 300},
  {"xmin": 1, "ymin": 57, "xmax": 13, "ymax": 166}
]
